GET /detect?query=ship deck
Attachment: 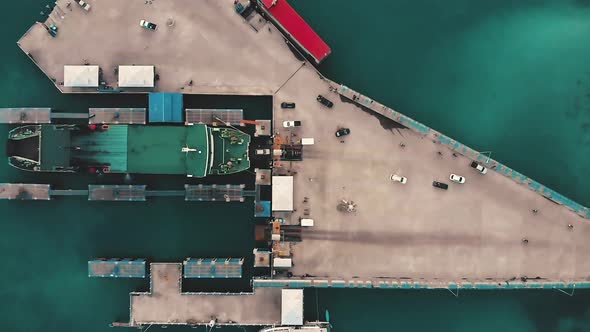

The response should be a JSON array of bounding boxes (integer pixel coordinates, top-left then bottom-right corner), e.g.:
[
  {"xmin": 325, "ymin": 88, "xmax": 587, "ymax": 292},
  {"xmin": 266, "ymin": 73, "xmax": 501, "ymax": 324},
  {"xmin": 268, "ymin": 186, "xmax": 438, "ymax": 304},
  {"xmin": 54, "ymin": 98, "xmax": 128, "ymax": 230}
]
[
  {"xmin": 127, "ymin": 125, "xmax": 210, "ymax": 176},
  {"xmin": 209, "ymin": 127, "xmax": 251, "ymax": 175},
  {"xmin": 40, "ymin": 125, "xmax": 71, "ymax": 171}
]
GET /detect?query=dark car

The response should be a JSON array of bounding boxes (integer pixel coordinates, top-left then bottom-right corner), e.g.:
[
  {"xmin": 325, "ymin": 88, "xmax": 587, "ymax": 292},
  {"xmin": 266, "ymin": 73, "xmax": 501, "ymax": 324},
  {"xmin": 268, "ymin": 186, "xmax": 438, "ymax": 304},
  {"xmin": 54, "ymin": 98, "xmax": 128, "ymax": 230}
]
[
  {"xmin": 281, "ymin": 102, "xmax": 296, "ymax": 109},
  {"xmin": 335, "ymin": 128, "xmax": 351, "ymax": 137},
  {"xmin": 432, "ymin": 181, "xmax": 449, "ymax": 190},
  {"xmin": 317, "ymin": 95, "xmax": 334, "ymax": 108}
]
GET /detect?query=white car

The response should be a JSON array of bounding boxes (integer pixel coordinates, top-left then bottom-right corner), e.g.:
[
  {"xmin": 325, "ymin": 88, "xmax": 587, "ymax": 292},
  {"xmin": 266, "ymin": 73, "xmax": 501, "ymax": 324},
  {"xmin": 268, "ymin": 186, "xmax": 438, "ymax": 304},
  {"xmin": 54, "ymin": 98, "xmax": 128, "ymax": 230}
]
[
  {"xmin": 77, "ymin": 0, "xmax": 91, "ymax": 11},
  {"xmin": 255, "ymin": 149, "xmax": 270, "ymax": 155},
  {"xmin": 390, "ymin": 174, "xmax": 407, "ymax": 184},
  {"xmin": 140, "ymin": 20, "xmax": 158, "ymax": 31},
  {"xmin": 283, "ymin": 120, "xmax": 301, "ymax": 128},
  {"xmin": 470, "ymin": 161, "xmax": 488, "ymax": 174},
  {"xmin": 449, "ymin": 174, "xmax": 465, "ymax": 184}
]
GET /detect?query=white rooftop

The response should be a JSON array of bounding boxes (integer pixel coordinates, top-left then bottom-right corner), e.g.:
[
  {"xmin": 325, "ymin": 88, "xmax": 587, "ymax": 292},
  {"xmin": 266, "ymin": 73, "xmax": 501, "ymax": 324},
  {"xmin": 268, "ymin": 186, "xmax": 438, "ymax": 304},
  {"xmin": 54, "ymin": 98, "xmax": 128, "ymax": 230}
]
[
  {"xmin": 118, "ymin": 65, "xmax": 154, "ymax": 88},
  {"xmin": 63, "ymin": 65, "xmax": 99, "ymax": 87},
  {"xmin": 272, "ymin": 176, "xmax": 293, "ymax": 211},
  {"xmin": 281, "ymin": 289, "xmax": 303, "ymax": 326}
]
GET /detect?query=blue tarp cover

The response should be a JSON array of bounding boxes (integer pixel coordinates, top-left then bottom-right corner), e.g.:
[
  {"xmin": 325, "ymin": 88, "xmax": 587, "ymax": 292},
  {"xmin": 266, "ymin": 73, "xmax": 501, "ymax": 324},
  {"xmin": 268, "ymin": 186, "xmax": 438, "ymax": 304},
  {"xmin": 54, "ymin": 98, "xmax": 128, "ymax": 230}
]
[{"xmin": 149, "ymin": 92, "xmax": 183, "ymax": 123}]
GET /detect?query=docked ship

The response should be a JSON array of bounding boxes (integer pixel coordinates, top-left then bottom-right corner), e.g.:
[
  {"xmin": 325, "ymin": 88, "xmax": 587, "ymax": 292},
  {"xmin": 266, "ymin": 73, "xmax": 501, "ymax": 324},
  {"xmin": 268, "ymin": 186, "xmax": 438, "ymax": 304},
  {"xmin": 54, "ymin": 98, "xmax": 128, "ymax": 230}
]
[{"xmin": 6, "ymin": 124, "xmax": 250, "ymax": 177}]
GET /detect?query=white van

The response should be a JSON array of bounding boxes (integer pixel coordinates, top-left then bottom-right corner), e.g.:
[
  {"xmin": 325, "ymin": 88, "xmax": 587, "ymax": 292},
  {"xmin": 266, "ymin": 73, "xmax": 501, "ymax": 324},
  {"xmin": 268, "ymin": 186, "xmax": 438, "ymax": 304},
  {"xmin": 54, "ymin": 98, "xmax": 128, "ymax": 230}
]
[{"xmin": 301, "ymin": 138, "xmax": 315, "ymax": 145}]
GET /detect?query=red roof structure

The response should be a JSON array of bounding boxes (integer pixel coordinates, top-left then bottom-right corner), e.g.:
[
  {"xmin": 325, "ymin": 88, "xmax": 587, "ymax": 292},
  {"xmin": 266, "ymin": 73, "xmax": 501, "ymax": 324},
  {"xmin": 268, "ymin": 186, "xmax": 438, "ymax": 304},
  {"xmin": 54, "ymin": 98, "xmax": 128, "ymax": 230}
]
[{"xmin": 260, "ymin": 0, "xmax": 331, "ymax": 64}]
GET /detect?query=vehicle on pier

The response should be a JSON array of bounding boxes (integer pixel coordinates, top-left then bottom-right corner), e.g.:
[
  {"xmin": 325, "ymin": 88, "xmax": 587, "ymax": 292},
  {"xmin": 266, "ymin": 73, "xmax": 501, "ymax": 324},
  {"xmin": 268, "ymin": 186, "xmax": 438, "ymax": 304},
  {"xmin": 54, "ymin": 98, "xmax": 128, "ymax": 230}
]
[
  {"xmin": 317, "ymin": 95, "xmax": 333, "ymax": 108},
  {"xmin": 281, "ymin": 102, "xmax": 296, "ymax": 109},
  {"xmin": 390, "ymin": 174, "xmax": 407, "ymax": 184},
  {"xmin": 432, "ymin": 181, "xmax": 448, "ymax": 190},
  {"xmin": 140, "ymin": 20, "xmax": 157, "ymax": 31},
  {"xmin": 450, "ymin": 173, "xmax": 466, "ymax": 184},
  {"xmin": 471, "ymin": 161, "xmax": 488, "ymax": 174},
  {"xmin": 77, "ymin": 0, "xmax": 91, "ymax": 11},
  {"xmin": 283, "ymin": 120, "xmax": 301, "ymax": 128},
  {"xmin": 335, "ymin": 127, "xmax": 350, "ymax": 137},
  {"xmin": 6, "ymin": 123, "xmax": 251, "ymax": 177}
]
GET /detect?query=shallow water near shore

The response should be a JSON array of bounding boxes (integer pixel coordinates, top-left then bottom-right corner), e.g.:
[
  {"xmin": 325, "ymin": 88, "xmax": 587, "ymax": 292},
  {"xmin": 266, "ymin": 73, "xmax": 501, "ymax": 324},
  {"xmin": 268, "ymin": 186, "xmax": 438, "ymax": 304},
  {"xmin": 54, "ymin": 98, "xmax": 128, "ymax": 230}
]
[{"xmin": 1, "ymin": 1, "xmax": 590, "ymax": 331}]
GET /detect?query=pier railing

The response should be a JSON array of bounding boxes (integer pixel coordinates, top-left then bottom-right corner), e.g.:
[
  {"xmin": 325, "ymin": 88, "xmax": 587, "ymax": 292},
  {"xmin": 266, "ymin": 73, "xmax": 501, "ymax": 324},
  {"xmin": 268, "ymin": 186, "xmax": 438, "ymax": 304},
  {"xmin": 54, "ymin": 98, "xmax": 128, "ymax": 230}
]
[{"xmin": 253, "ymin": 277, "xmax": 590, "ymax": 291}]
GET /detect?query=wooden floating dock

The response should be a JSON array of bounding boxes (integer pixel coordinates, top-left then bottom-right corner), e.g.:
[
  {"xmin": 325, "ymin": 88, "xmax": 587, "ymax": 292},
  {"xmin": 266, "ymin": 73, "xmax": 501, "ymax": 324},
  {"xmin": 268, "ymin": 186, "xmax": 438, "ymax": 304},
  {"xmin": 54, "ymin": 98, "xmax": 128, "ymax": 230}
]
[
  {"xmin": 89, "ymin": 108, "xmax": 146, "ymax": 124},
  {"xmin": 185, "ymin": 109, "xmax": 243, "ymax": 126},
  {"xmin": 88, "ymin": 259, "xmax": 147, "ymax": 278},
  {"xmin": 0, "ymin": 108, "xmax": 51, "ymax": 124},
  {"xmin": 183, "ymin": 258, "xmax": 244, "ymax": 278},
  {"xmin": 0, "ymin": 183, "xmax": 50, "ymax": 200}
]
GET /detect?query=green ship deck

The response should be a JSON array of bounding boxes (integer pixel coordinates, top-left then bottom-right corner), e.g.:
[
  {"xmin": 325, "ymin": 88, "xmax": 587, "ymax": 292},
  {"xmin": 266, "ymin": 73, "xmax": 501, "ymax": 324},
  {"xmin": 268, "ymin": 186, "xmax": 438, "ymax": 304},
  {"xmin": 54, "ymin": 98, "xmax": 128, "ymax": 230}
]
[
  {"xmin": 127, "ymin": 125, "xmax": 210, "ymax": 176},
  {"xmin": 7, "ymin": 124, "xmax": 250, "ymax": 177}
]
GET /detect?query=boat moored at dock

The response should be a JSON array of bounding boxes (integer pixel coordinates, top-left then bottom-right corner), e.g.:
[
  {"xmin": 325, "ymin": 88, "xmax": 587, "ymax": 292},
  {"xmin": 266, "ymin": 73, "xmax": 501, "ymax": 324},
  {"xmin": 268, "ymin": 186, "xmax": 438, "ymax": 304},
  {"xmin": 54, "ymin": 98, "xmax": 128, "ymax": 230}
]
[{"xmin": 6, "ymin": 123, "xmax": 251, "ymax": 177}]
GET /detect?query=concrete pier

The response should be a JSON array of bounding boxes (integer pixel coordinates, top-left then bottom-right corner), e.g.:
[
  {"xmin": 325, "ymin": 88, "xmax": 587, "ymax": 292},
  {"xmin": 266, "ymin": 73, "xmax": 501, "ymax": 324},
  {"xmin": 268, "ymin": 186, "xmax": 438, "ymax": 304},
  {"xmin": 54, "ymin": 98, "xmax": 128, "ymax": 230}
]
[
  {"xmin": 18, "ymin": 0, "xmax": 302, "ymax": 94},
  {"xmin": 17, "ymin": 0, "xmax": 590, "ymax": 310},
  {"xmin": 129, "ymin": 263, "xmax": 281, "ymax": 326},
  {"xmin": 272, "ymin": 63, "xmax": 590, "ymax": 284}
]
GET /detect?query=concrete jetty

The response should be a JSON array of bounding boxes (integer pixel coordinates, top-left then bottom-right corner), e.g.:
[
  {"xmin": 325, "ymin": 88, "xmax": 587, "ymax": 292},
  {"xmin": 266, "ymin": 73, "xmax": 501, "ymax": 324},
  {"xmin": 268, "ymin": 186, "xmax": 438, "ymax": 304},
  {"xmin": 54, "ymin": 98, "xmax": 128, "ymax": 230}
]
[
  {"xmin": 129, "ymin": 263, "xmax": 282, "ymax": 327},
  {"xmin": 18, "ymin": 0, "xmax": 302, "ymax": 94},
  {"xmin": 271, "ymin": 63, "xmax": 590, "ymax": 285},
  {"xmin": 15, "ymin": 0, "xmax": 590, "ymax": 326}
]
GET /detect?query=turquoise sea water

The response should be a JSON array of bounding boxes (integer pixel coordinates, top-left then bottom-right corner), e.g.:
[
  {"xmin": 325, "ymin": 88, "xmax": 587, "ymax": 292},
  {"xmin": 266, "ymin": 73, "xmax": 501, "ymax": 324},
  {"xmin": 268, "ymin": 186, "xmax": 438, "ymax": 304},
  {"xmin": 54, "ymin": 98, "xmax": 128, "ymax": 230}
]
[{"xmin": 1, "ymin": 0, "xmax": 590, "ymax": 331}]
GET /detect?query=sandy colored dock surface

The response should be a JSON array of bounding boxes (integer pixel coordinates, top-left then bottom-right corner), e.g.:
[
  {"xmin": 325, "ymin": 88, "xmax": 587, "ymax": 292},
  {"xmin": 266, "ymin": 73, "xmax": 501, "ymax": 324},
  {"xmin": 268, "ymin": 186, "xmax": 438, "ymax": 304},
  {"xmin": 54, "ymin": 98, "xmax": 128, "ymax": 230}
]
[{"xmin": 130, "ymin": 263, "xmax": 281, "ymax": 326}]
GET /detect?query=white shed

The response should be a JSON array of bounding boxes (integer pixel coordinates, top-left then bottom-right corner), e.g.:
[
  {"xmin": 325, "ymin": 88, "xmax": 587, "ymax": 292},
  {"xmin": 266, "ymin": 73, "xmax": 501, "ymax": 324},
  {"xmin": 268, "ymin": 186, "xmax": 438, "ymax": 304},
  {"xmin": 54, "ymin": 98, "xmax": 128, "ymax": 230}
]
[
  {"xmin": 64, "ymin": 65, "xmax": 99, "ymax": 87},
  {"xmin": 118, "ymin": 65, "xmax": 154, "ymax": 88},
  {"xmin": 272, "ymin": 176, "xmax": 293, "ymax": 211},
  {"xmin": 281, "ymin": 289, "xmax": 303, "ymax": 326}
]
